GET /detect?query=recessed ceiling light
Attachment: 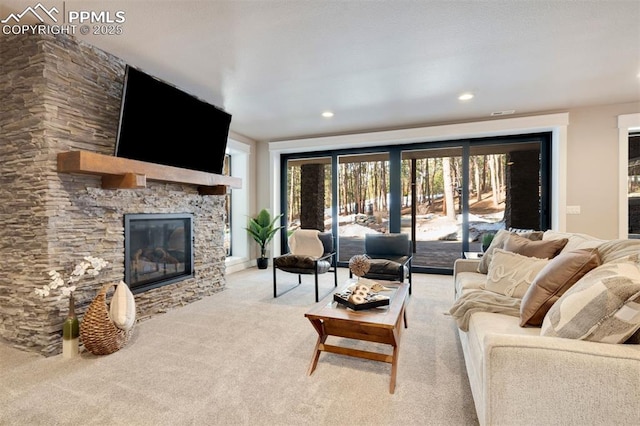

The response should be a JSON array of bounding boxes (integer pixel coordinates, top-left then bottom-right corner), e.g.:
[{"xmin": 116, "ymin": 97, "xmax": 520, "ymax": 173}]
[
  {"xmin": 321, "ymin": 111, "xmax": 334, "ymax": 118},
  {"xmin": 458, "ymin": 93, "xmax": 474, "ymax": 101},
  {"xmin": 490, "ymin": 110, "xmax": 516, "ymax": 116}
]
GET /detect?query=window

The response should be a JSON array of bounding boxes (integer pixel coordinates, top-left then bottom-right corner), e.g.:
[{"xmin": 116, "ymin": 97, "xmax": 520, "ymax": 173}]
[{"xmin": 223, "ymin": 153, "xmax": 232, "ymax": 256}]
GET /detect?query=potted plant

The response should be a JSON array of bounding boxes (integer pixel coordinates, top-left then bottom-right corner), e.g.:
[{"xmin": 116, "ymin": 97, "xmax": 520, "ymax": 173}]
[
  {"xmin": 245, "ymin": 209, "xmax": 284, "ymax": 269},
  {"xmin": 481, "ymin": 232, "xmax": 495, "ymax": 252}
]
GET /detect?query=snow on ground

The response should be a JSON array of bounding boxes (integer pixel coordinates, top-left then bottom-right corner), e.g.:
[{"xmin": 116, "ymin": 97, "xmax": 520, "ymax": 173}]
[
  {"xmin": 339, "ymin": 223, "xmax": 381, "ymax": 237},
  {"xmin": 336, "ymin": 212, "xmax": 505, "ymax": 241}
]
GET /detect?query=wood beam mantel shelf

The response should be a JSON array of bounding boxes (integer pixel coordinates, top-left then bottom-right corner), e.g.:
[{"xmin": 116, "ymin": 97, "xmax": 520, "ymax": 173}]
[{"xmin": 57, "ymin": 151, "xmax": 242, "ymax": 194}]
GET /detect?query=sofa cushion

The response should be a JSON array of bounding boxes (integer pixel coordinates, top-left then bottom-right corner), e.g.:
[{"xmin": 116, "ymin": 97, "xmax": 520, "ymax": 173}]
[
  {"xmin": 543, "ymin": 230, "xmax": 604, "ymax": 253},
  {"xmin": 541, "ymin": 259, "xmax": 640, "ymax": 343},
  {"xmin": 484, "ymin": 249, "xmax": 550, "ymax": 298},
  {"xmin": 465, "ymin": 311, "xmax": 542, "ymax": 389},
  {"xmin": 362, "ymin": 258, "xmax": 409, "ymax": 281},
  {"xmin": 596, "ymin": 239, "xmax": 640, "ymax": 264},
  {"xmin": 477, "ymin": 229, "xmax": 543, "ymax": 274},
  {"xmin": 520, "ymin": 248, "xmax": 601, "ymax": 327},
  {"xmin": 456, "ymin": 271, "xmax": 486, "ymax": 296},
  {"xmin": 274, "ymin": 254, "xmax": 331, "ymax": 274},
  {"xmin": 503, "ymin": 234, "xmax": 568, "ymax": 259}
]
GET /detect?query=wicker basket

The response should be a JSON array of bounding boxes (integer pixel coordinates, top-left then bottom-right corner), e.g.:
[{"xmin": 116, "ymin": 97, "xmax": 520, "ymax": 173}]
[{"xmin": 80, "ymin": 282, "xmax": 133, "ymax": 355}]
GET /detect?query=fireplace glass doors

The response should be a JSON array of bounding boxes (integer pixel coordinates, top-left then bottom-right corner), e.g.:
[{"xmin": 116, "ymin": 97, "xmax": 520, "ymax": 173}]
[{"xmin": 124, "ymin": 213, "xmax": 194, "ymax": 293}]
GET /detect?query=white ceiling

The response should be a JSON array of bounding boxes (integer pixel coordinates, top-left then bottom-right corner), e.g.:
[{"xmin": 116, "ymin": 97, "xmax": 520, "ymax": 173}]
[{"xmin": 3, "ymin": 0, "xmax": 640, "ymax": 142}]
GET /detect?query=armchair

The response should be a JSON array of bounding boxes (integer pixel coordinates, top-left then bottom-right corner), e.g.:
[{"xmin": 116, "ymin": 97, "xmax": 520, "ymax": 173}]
[
  {"xmin": 351, "ymin": 233, "xmax": 413, "ymax": 294},
  {"xmin": 273, "ymin": 229, "xmax": 338, "ymax": 302}
]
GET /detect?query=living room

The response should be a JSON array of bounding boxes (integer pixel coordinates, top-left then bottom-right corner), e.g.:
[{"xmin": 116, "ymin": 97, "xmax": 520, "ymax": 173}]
[{"xmin": 1, "ymin": 1, "xmax": 639, "ymax": 425}]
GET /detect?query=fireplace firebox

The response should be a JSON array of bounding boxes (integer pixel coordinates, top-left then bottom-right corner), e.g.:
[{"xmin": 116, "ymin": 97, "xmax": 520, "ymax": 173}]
[{"xmin": 124, "ymin": 213, "xmax": 194, "ymax": 294}]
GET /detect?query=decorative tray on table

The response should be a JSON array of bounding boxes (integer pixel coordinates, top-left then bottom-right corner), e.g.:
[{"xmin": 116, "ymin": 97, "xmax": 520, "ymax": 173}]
[{"xmin": 333, "ymin": 278, "xmax": 392, "ymax": 311}]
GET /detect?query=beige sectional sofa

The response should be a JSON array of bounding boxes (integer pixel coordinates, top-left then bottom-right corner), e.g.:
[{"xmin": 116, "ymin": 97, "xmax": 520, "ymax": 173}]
[{"xmin": 452, "ymin": 230, "xmax": 640, "ymax": 426}]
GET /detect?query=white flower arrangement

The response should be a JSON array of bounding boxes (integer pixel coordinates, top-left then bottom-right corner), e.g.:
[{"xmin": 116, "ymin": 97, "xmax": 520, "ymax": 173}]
[{"xmin": 35, "ymin": 256, "xmax": 109, "ymax": 299}]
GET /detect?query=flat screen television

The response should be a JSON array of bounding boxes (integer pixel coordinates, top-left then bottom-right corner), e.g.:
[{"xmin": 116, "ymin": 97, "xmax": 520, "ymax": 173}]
[{"xmin": 115, "ymin": 65, "xmax": 231, "ymax": 175}]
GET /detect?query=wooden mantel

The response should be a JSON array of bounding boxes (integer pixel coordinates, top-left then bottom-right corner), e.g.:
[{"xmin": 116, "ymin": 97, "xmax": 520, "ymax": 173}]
[{"xmin": 57, "ymin": 151, "xmax": 242, "ymax": 195}]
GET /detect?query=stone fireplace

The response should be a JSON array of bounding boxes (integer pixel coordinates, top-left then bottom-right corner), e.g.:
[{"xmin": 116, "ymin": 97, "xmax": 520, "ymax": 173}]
[{"xmin": 0, "ymin": 33, "xmax": 229, "ymax": 356}]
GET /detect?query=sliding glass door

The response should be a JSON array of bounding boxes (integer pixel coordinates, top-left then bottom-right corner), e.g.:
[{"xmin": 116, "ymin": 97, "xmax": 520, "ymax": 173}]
[
  {"xmin": 280, "ymin": 133, "xmax": 551, "ymax": 273},
  {"xmin": 401, "ymin": 139, "xmax": 546, "ymax": 270},
  {"xmin": 336, "ymin": 153, "xmax": 389, "ymax": 262},
  {"xmin": 401, "ymin": 146, "xmax": 464, "ymax": 269}
]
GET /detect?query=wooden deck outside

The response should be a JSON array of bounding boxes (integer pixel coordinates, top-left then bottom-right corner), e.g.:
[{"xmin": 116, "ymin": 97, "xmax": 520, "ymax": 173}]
[{"xmin": 337, "ymin": 236, "xmax": 482, "ymax": 269}]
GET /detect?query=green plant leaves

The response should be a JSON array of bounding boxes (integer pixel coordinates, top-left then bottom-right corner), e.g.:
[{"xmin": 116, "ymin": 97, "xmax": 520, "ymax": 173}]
[{"xmin": 245, "ymin": 209, "xmax": 284, "ymax": 256}]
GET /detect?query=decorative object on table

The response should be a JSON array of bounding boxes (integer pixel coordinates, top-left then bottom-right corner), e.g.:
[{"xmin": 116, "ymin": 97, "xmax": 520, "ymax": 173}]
[
  {"xmin": 370, "ymin": 282, "xmax": 392, "ymax": 293},
  {"xmin": 481, "ymin": 232, "xmax": 495, "ymax": 252},
  {"xmin": 62, "ymin": 292, "xmax": 79, "ymax": 358},
  {"xmin": 245, "ymin": 208, "xmax": 284, "ymax": 269},
  {"xmin": 35, "ymin": 256, "xmax": 109, "ymax": 358},
  {"xmin": 80, "ymin": 281, "xmax": 135, "ymax": 355},
  {"xmin": 348, "ymin": 254, "xmax": 371, "ymax": 279},
  {"xmin": 334, "ymin": 281, "xmax": 391, "ymax": 311}
]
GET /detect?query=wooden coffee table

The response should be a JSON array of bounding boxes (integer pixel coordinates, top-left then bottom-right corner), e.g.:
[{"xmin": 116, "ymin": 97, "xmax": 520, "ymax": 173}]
[{"xmin": 304, "ymin": 281, "xmax": 409, "ymax": 393}]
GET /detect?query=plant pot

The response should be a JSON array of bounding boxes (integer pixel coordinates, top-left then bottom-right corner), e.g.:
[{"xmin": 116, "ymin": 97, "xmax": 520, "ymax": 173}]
[{"xmin": 257, "ymin": 257, "xmax": 269, "ymax": 269}]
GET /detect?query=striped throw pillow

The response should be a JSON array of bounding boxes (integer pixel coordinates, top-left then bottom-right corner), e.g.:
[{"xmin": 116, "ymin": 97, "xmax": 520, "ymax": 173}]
[{"xmin": 541, "ymin": 259, "xmax": 640, "ymax": 343}]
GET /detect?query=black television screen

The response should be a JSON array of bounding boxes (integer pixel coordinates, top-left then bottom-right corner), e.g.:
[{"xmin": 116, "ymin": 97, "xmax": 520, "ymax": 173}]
[{"xmin": 115, "ymin": 65, "xmax": 231, "ymax": 174}]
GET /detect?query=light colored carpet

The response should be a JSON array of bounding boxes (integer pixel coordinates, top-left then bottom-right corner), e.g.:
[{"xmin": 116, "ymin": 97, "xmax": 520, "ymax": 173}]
[{"xmin": 0, "ymin": 267, "xmax": 478, "ymax": 425}]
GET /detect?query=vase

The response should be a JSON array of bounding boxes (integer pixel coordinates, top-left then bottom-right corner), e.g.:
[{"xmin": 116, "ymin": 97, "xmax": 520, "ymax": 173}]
[
  {"xmin": 62, "ymin": 292, "xmax": 80, "ymax": 358},
  {"xmin": 257, "ymin": 257, "xmax": 269, "ymax": 269}
]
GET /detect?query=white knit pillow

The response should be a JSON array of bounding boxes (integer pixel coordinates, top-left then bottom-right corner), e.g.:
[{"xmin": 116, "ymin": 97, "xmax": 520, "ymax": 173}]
[
  {"xmin": 288, "ymin": 229, "xmax": 324, "ymax": 258},
  {"xmin": 484, "ymin": 249, "xmax": 550, "ymax": 298},
  {"xmin": 109, "ymin": 281, "xmax": 136, "ymax": 331}
]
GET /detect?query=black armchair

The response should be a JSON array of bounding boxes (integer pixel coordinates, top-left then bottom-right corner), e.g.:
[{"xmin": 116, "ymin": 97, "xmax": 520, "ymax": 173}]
[
  {"xmin": 273, "ymin": 230, "xmax": 338, "ymax": 302},
  {"xmin": 350, "ymin": 233, "xmax": 413, "ymax": 294}
]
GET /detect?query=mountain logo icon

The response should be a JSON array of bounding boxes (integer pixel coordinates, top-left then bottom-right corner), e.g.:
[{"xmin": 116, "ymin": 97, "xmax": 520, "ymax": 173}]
[{"xmin": 1, "ymin": 3, "xmax": 59, "ymax": 24}]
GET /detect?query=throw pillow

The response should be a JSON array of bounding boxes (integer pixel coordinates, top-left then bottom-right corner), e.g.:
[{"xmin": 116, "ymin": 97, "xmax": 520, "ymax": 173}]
[
  {"xmin": 520, "ymin": 248, "xmax": 601, "ymax": 327},
  {"xmin": 508, "ymin": 228, "xmax": 544, "ymax": 241},
  {"xmin": 484, "ymin": 249, "xmax": 550, "ymax": 298},
  {"xmin": 477, "ymin": 229, "xmax": 511, "ymax": 274},
  {"xmin": 503, "ymin": 234, "xmax": 568, "ymax": 259},
  {"xmin": 540, "ymin": 261, "xmax": 640, "ymax": 343},
  {"xmin": 109, "ymin": 281, "xmax": 136, "ymax": 331},
  {"xmin": 477, "ymin": 229, "xmax": 543, "ymax": 274},
  {"xmin": 289, "ymin": 229, "xmax": 324, "ymax": 258}
]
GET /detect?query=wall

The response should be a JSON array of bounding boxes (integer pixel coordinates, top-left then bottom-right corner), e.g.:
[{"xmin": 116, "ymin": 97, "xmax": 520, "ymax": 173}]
[
  {"xmin": 225, "ymin": 132, "xmax": 258, "ymax": 273},
  {"xmin": 0, "ymin": 33, "xmax": 228, "ymax": 356},
  {"xmin": 565, "ymin": 102, "xmax": 640, "ymax": 238}
]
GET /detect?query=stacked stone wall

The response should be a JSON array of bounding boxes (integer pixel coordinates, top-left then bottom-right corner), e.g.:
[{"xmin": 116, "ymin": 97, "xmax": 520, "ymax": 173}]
[
  {"xmin": 0, "ymin": 33, "xmax": 226, "ymax": 356},
  {"xmin": 300, "ymin": 163, "xmax": 326, "ymax": 231}
]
